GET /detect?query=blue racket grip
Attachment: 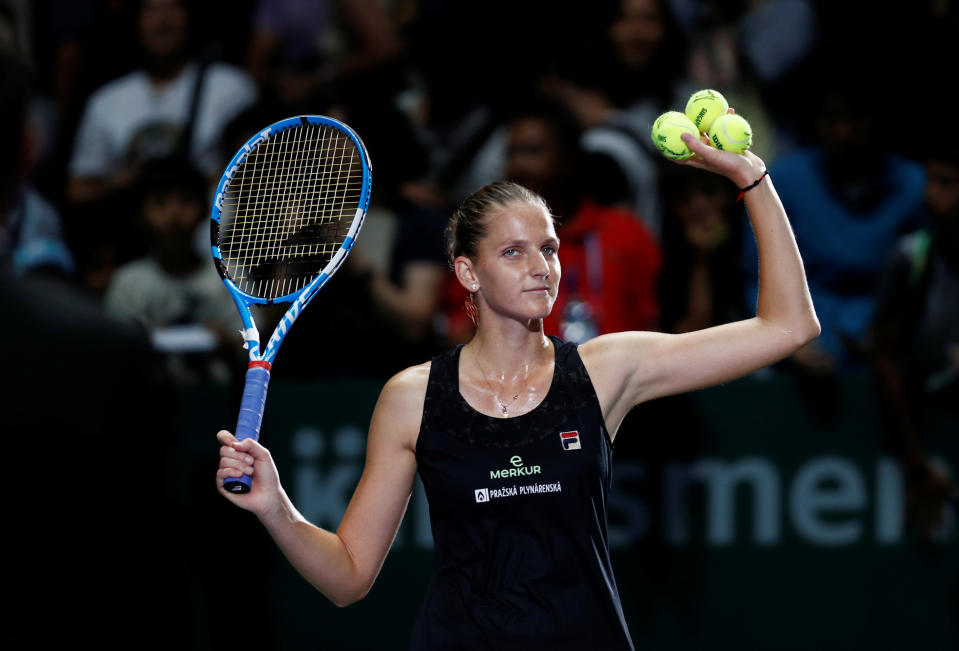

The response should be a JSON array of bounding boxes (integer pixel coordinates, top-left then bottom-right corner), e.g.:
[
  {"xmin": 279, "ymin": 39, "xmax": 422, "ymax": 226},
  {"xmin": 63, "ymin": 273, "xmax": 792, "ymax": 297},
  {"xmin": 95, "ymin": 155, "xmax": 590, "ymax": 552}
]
[{"xmin": 224, "ymin": 363, "xmax": 272, "ymax": 494}]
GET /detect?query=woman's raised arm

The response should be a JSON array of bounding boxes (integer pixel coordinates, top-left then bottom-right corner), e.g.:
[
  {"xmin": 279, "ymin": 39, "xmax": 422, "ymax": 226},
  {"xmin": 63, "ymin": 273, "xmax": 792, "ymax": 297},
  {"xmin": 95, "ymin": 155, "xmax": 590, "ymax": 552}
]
[{"xmin": 581, "ymin": 126, "xmax": 820, "ymax": 438}]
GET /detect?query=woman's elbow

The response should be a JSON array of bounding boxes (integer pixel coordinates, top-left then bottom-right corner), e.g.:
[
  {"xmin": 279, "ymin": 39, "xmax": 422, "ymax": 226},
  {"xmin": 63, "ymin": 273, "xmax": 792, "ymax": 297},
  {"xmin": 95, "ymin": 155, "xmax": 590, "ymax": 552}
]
[
  {"xmin": 330, "ymin": 589, "xmax": 367, "ymax": 608},
  {"xmin": 329, "ymin": 580, "xmax": 373, "ymax": 608},
  {"xmin": 792, "ymin": 312, "xmax": 821, "ymax": 347},
  {"xmin": 331, "ymin": 595, "xmax": 361, "ymax": 608}
]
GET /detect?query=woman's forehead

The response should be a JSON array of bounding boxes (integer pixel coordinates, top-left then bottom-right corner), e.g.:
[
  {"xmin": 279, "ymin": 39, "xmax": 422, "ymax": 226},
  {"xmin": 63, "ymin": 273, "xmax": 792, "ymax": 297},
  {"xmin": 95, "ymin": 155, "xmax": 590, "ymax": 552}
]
[{"xmin": 484, "ymin": 201, "xmax": 557, "ymax": 239}]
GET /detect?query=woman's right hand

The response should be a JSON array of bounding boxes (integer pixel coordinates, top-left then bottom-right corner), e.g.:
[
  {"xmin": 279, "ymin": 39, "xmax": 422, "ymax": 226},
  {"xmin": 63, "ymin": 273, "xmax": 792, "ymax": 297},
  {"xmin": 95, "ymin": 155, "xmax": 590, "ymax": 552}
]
[{"xmin": 216, "ymin": 430, "xmax": 284, "ymax": 518}]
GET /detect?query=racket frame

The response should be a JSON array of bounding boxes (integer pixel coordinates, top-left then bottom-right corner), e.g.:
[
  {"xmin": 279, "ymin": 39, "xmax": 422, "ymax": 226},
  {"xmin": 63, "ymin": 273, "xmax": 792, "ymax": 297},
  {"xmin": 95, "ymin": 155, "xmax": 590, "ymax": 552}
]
[
  {"xmin": 211, "ymin": 114, "xmax": 372, "ymax": 365},
  {"xmin": 210, "ymin": 114, "xmax": 371, "ymax": 493}
]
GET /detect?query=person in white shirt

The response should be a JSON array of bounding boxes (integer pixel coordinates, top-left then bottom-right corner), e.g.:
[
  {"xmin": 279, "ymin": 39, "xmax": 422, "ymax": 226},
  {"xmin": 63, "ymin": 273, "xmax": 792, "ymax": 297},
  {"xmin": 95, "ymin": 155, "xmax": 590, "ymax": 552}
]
[
  {"xmin": 67, "ymin": 0, "xmax": 256, "ymax": 205},
  {"xmin": 105, "ymin": 157, "xmax": 240, "ymax": 384}
]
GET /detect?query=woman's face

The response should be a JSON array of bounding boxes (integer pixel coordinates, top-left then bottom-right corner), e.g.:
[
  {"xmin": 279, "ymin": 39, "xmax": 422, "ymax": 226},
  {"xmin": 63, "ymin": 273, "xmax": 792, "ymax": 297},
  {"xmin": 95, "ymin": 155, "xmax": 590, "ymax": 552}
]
[{"xmin": 468, "ymin": 200, "xmax": 561, "ymax": 322}]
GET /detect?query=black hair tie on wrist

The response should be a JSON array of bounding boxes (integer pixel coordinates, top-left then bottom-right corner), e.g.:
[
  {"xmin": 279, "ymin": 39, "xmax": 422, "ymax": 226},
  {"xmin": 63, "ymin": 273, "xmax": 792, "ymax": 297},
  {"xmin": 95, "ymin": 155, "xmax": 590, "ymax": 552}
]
[{"xmin": 736, "ymin": 170, "xmax": 769, "ymax": 201}]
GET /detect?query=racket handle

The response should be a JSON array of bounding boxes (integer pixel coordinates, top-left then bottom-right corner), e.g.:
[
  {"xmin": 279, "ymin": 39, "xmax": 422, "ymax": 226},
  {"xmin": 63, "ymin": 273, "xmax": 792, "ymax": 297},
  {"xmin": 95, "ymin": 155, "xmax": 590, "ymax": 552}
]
[{"xmin": 224, "ymin": 362, "xmax": 272, "ymax": 494}]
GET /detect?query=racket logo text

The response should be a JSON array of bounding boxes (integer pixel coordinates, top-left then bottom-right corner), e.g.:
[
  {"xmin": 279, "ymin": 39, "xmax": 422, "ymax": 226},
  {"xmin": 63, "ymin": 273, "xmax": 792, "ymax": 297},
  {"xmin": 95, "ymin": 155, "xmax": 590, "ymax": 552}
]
[
  {"xmin": 214, "ymin": 126, "xmax": 274, "ymax": 210},
  {"xmin": 266, "ymin": 295, "xmax": 305, "ymax": 354}
]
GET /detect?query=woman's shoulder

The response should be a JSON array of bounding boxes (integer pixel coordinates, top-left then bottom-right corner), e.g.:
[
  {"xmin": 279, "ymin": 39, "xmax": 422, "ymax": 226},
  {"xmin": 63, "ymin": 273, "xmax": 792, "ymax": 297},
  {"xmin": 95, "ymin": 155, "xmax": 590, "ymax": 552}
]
[
  {"xmin": 576, "ymin": 331, "xmax": 662, "ymax": 382},
  {"xmin": 377, "ymin": 361, "xmax": 432, "ymax": 412},
  {"xmin": 388, "ymin": 360, "xmax": 432, "ymax": 389}
]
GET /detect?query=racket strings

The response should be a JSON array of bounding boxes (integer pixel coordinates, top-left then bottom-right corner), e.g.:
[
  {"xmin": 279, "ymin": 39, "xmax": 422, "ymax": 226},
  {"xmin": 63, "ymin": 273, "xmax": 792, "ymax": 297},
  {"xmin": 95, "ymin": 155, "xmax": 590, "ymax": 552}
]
[{"xmin": 218, "ymin": 123, "xmax": 361, "ymax": 299}]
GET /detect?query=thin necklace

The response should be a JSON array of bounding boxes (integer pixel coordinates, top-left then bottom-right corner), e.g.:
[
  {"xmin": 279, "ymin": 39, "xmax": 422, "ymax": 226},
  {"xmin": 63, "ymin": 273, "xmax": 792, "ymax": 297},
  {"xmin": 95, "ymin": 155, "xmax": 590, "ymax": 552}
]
[{"xmin": 474, "ymin": 354, "xmax": 528, "ymax": 417}]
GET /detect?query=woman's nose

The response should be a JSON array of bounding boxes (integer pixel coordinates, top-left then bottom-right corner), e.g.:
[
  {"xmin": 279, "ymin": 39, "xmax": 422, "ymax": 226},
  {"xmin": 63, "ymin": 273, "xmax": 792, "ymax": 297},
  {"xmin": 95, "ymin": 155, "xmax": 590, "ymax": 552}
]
[{"xmin": 531, "ymin": 254, "xmax": 550, "ymax": 277}]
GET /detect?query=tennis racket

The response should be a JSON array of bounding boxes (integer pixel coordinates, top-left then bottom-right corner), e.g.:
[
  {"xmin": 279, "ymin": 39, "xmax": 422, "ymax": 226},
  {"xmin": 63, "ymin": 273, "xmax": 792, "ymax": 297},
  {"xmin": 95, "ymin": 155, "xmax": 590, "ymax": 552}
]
[{"xmin": 211, "ymin": 115, "xmax": 372, "ymax": 493}]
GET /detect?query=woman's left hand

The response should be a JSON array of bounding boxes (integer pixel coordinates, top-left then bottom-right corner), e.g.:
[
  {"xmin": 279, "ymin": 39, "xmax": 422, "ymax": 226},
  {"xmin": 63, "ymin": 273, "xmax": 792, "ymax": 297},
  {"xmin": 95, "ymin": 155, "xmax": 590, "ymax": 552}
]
[{"xmin": 678, "ymin": 110, "xmax": 765, "ymax": 188}]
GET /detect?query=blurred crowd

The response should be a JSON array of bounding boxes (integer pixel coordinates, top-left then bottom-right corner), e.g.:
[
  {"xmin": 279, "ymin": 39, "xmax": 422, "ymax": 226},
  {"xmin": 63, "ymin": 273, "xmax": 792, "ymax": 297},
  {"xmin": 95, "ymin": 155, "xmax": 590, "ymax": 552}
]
[
  {"xmin": 1, "ymin": 0, "xmax": 958, "ymax": 645},
  {"xmin": 3, "ymin": 0, "xmax": 959, "ymax": 508}
]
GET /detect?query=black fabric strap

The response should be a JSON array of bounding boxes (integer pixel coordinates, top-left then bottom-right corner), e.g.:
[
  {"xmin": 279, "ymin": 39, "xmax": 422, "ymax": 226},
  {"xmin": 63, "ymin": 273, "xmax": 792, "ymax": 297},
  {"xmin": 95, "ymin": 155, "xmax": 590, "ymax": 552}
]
[
  {"xmin": 736, "ymin": 170, "xmax": 769, "ymax": 201},
  {"xmin": 175, "ymin": 58, "xmax": 209, "ymax": 161}
]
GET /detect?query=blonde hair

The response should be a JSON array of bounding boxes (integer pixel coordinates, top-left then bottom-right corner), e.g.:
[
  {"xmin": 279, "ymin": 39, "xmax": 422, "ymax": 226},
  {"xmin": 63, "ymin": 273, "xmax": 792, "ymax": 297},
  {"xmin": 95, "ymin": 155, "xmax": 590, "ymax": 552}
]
[{"xmin": 445, "ymin": 181, "xmax": 551, "ymax": 264}]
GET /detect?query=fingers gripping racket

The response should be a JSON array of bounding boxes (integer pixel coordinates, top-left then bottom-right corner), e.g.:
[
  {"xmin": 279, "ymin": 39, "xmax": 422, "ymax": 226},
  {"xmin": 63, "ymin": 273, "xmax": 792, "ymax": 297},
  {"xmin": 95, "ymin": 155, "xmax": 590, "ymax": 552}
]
[{"xmin": 212, "ymin": 115, "xmax": 372, "ymax": 493}]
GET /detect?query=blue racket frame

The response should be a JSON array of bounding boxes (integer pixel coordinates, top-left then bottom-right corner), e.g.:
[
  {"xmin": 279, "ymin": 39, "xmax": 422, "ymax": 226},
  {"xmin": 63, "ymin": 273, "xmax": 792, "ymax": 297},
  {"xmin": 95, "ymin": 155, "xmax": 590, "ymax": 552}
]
[{"xmin": 211, "ymin": 115, "xmax": 372, "ymax": 492}]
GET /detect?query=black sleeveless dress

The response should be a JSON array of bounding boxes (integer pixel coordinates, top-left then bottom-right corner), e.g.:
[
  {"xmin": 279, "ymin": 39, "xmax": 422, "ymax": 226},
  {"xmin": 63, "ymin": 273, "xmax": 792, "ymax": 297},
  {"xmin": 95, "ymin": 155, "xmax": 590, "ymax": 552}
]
[{"xmin": 409, "ymin": 336, "xmax": 634, "ymax": 650}]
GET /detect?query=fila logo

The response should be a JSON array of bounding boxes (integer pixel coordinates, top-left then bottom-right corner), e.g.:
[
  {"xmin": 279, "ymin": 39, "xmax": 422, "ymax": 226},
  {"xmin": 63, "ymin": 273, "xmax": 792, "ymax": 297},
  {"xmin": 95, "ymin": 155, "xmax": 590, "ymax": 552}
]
[{"xmin": 560, "ymin": 431, "xmax": 581, "ymax": 450}]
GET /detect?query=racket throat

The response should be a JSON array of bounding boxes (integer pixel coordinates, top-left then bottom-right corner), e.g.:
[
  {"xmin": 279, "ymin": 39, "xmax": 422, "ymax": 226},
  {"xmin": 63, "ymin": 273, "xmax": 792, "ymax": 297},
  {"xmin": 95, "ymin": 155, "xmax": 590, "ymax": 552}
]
[{"xmin": 239, "ymin": 324, "xmax": 261, "ymax": 353}]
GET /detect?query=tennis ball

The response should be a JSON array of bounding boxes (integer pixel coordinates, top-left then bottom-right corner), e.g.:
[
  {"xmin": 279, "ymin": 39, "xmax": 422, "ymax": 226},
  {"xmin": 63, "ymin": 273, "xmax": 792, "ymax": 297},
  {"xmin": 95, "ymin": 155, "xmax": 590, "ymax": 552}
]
[
  {"xmin": 708, "ymin": 113, "xmax": 752, "ymax": 154},
  {"xmin": 685, "ymin": 89, "xmax": 729, "ymax": 133},
  {"xmin": 651, "ymin": 111, "xmax": 699, "ymax": 160}
]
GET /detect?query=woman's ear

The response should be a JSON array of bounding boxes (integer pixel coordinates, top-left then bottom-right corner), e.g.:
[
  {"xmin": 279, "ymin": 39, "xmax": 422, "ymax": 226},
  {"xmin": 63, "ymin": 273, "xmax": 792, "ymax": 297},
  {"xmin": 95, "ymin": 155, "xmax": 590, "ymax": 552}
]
[{"xmin": 453, "ymin": 255, "xmax": 478, "ymax": 293}]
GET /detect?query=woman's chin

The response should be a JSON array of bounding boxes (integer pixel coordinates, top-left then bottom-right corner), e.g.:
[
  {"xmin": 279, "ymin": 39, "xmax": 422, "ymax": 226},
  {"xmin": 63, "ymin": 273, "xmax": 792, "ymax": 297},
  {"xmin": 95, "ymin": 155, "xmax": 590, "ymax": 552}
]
[{"xmin": 525, "ymin": 297, "xmax": 555, "ymax": 321}]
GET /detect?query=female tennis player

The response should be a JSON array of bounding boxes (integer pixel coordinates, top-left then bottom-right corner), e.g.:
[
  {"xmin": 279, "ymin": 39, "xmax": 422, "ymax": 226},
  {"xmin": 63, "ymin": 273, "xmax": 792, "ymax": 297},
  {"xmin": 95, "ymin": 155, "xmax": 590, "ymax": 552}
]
[{"xmin": 217, "ymin": 126, "xmax": 819, "ymax": 650}]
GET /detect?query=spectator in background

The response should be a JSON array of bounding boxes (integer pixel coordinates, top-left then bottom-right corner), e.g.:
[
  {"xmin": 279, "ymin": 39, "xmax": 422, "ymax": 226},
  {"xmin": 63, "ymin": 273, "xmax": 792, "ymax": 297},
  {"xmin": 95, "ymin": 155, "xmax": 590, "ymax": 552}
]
[
  {"xmin": 340, "ymin": 100, "xmax": 450, "ymax": 371},
  {"xmin": 672, "ymin": 0, "xmax": 819, "ymax": 156},
  {"xmin": 64, "ymin": 0, "xmax": 256, "ymax": 297},
  {"xmin": 104, "ymin": 156, "xmax": 239, "ymax": 385},
  {"xmin": 657, "ymin": 165, "xmax": 745, "ymax": 334},
  {"xmin": 1, "ymin": 48, "xmax": 192, "ymax": 649},
  {"xmin": 669, "ymin": 1, "xmax": 791, "ymax": 163},
  {"xmin": 742, "ymin": 50, "xmax": 925, "ymax": 380},
  {"xmin": 245, "ymin": 0, "xmax": 402, "ymax": 107},
  {"xmin": 871, "ymin": 145, "xmax": 959, "ymax": 538},
  {"xmin": 66, "ymin": 0, "xmax": 256, "ymax": 206},
  {"xmin": 400, "ymin": 1, "xmax": 567, "ymax": 209},
  {"xmin": 445, "ymin": 96, "xmax": 661, "ymax": 344},
  {"xmin": 0, "ymin": 37, "xmax": 74, "ymax": 278},
  {"xmin": 1, "ymin": 155, "xmax": 75, "ymax": 278},
  {"xmin": 544, "ymin": 0, "xmax": 694, "ymax": 240}
]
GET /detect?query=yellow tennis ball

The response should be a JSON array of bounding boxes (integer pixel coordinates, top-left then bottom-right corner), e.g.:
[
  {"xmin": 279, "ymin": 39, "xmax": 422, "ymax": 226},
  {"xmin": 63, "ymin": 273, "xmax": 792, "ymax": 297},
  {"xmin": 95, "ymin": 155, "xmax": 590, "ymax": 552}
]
[
  {"xmin": 708, "ymin": 113, "xmax": 752, "ymax": 154},
  {"xmin": 685, "ymin": 89, "xmax": 729, "ymax": 133},
  {"xmin": 651, "ymin": 111, "xmax": 699, "ymax": 160}
]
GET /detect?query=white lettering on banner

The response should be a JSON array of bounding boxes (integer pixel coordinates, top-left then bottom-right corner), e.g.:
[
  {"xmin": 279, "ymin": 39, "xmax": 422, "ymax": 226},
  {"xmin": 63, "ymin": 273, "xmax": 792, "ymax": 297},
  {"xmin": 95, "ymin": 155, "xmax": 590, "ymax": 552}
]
[
  {"xmin": 790, "ymin": 456, "xmax": 866, "ymax": 546},
  {"xmin": 291, "ymin": 426, "xmax": 362, "ymax": 529},
  {"xmin": 288, "ymin": 430, "xmax": 956, "ymax": 549},
  {"xmin": 412, "ymin": 479, "xmax": 434, "ymax": 549},
  {"xmin": 621, "ymin": 455, "xmax": 951, "ymax": 547},
  {"xmin": 663, "ymin": 457, "xmax": 780, "ymax": 546},
  {"xmin": 607, "ymin": 462, "xmax": 650, "ymax": 547},
  {"xmin": 874, "ymin": 458, "xmax": 903, "ymax": 544}
]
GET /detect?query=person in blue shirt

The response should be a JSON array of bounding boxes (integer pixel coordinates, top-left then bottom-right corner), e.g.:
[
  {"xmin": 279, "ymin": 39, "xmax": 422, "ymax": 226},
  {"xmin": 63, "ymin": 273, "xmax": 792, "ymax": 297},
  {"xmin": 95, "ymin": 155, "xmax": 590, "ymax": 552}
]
[{"xmin": 743, "ymin": 53, "xmax": 925, "ymax": 377}]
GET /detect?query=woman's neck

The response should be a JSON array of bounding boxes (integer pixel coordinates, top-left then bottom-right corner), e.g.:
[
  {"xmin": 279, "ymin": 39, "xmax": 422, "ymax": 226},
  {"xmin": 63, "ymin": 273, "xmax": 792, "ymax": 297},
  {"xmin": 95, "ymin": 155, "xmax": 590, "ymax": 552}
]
[
  {"xmin": 464, "ymin": 319, "xmax": 552, "ymax": 376},
  {"xmin": 460, "ymin": 320, "xmax": 554, "ymax": 418}
]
